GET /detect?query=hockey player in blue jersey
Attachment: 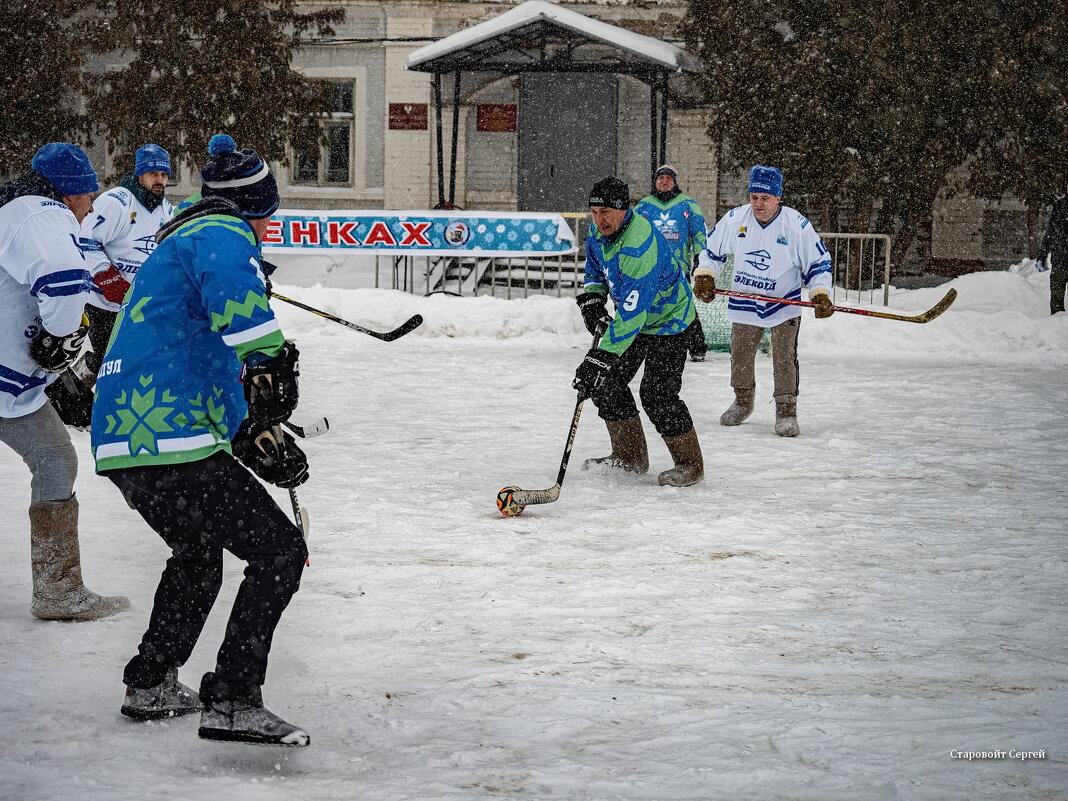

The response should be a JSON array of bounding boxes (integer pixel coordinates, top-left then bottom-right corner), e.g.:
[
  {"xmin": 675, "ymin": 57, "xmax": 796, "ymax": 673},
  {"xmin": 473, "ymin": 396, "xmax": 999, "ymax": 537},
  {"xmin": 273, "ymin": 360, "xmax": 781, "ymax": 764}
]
[
  {"xmin": 91, "ymin": 141, "xmax": 311, "ymax": 746},
  {"xmin": 634, "ymin": 165, "xmax": 708, "ymax": 361},
  {"xmin": 693, "ymin": 165, "xmax": 834, "ymax": 437},
  {"xmin": 573, "ymin": 176, "xmax": 703, "ymax": 487}
]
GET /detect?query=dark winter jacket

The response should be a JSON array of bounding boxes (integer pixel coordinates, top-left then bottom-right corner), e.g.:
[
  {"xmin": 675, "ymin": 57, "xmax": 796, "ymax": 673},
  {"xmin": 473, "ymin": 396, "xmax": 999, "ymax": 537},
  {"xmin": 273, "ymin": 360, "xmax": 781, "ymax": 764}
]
[{"xmin": 1039, "ymin": 195, "xmax": 1068, "ymax": 263}]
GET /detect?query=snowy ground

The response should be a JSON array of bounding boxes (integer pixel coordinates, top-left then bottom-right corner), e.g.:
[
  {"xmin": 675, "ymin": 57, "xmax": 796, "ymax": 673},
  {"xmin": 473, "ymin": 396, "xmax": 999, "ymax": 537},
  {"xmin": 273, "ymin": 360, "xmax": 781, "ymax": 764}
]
[{"xmin": 1, "ymin": 270, "xmax": 1066, "ymax": 800}]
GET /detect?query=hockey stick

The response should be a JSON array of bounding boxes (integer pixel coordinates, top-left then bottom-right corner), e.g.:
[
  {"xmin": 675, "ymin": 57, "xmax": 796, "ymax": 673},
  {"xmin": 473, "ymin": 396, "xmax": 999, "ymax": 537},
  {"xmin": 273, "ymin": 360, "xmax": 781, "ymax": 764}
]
[
  {"xmin": 498, "ymin": 321, "xmax": 608, "ymax": 514},
  {"xmin": 713, "ymin": 287, "xmax": 958, "ymax": 323},
  {"xmin": 269, "ymin": 292, "xmax": 424, "ymax": 341},
  {"xmin": 283, "ymin": 417, "xmax": 330, "ymax": 439}
]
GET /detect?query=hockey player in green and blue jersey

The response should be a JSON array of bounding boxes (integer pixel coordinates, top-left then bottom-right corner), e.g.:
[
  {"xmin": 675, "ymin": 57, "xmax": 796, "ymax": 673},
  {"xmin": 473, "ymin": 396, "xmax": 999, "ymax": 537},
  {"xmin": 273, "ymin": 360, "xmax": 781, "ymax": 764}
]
[
  {"xmin": 572, "ymin": 176, "xmax": 703, "ymax": 488},
  {"xmin": 634, "ymin": 165, "xmax": 708, "ymax": 360},
  {"xmin": 91, "ymin": 141, "xmax": 312, "ymax": 747}
]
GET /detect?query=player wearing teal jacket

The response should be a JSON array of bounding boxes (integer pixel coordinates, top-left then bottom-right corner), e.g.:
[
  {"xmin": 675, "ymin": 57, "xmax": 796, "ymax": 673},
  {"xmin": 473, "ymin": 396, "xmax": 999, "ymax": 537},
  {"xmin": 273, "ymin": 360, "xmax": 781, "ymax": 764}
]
[
  {"xmin": 573, "ymin": 176, "xmax": 703, "ymax": 488},
  {"xmin": 634, "ymin": 165, "xmax": 708, "ymax": 360},
  {"xmin": 90, "ymin": 205, "xmax": 283, "ymax": 469},
  {"xmin": 92, "ymin": 141, "xmax": 312, "ymax": 748}
]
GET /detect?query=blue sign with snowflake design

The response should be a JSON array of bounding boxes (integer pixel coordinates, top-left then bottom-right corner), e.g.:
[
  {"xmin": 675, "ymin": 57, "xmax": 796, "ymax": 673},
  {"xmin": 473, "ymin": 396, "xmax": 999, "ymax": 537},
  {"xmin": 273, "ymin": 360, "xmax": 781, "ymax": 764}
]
[{"xmin": 262, "ymin": 210, "xmax": 576, "ymax": 256}]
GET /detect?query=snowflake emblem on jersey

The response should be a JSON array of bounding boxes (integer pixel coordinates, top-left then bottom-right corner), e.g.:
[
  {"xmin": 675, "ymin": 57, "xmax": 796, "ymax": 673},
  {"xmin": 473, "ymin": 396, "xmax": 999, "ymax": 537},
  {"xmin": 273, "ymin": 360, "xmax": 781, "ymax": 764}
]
[{"xmin": 102, "ymin": 374, "xmax": 177, "ymax": 456}]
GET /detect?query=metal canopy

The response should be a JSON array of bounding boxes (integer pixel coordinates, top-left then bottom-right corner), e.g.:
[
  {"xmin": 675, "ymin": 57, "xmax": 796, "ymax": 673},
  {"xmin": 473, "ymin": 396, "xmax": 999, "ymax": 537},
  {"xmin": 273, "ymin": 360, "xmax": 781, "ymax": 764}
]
[
  {"xmin": 409, "ymin": 19, "xmax": 689, "ymax": 78},
  {"xmin": 406, "ymin": 1, "xmax": 702, "ymax": 209}
]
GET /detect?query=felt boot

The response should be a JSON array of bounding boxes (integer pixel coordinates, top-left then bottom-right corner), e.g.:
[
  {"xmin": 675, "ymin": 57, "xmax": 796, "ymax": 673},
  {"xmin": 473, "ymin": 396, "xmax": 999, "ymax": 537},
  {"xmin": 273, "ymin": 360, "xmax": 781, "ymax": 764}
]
[
  {"xmin": 657, "ymin": 428, "xmax": 705, "ymax": 487},
  {"xmin": 583, "ymin": 416, "xmax": 649, "ymax": 474}
]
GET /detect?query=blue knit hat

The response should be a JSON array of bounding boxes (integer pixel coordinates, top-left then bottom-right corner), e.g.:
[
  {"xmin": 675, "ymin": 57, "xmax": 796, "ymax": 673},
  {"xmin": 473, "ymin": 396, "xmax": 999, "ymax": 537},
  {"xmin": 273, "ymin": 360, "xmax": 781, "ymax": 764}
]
[
  {"xmin": 200, "ymin": 140, "xmax": 279, "ymax": 219},
  {"xmin": 31, "ymin": 142, "xmax": 99, "ymax": 196},
  {"xmin": 748, "ymin": 165, "xmax": 783, "ymax": 196},
  {"xmin": 134, "ymin": 144, "xmax": 171, "ymax": 176}
]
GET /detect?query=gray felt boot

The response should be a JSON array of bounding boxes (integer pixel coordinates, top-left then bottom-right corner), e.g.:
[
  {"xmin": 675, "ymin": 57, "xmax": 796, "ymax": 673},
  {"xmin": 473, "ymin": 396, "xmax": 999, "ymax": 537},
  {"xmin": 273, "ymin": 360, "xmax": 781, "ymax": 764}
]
[
  {"xmin": 774, "ymin": 395, "xmax": 800, "ymax": 438},
  {"xmin": 719, "ymin": 388, "xmax": 755, "ymax": 427},
  {"xmin": 30, "ymin": 496, "xmax": 130, "ymax": 621},
  {"xmin": 583, "ymin": 416, "xmax": 649, "ymax": 474}
]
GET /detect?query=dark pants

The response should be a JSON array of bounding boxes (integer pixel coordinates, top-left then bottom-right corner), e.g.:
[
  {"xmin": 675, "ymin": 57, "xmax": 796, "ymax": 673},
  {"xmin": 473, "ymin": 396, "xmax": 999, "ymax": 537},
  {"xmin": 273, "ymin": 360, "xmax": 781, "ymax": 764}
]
[
  {"xmin": 1051, "ymin": 254, "xmax": 1067, "ymax": 314},
  {"xmin": 592, "ymin": 329, "xmax": 693, "ymax": 437},
  {"xmin": 688, "ymin": 317, "xmax": 707, "ymax": 357},
  {"xmin": 107, "ymin": 453, "xmax": 307, "ymax": 688}
]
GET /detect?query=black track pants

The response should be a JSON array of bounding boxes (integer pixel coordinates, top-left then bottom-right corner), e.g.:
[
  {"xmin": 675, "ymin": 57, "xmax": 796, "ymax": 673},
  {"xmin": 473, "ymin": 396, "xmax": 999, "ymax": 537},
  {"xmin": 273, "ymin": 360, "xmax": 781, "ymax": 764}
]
[
  {"xmin": 107, "ymin": 453, "xmax": 307, "ymax": 688},
  {"xmin": 591, "ymin": 330, "xmax": 693, "ymax": 437}
]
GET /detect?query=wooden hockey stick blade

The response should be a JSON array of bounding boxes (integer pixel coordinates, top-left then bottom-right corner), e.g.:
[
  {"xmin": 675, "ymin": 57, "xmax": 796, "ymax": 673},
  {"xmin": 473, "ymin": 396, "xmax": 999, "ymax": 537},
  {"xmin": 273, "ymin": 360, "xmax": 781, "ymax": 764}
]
[{"xmin": 511, "ymin": 484, "xmax": 562, "ymax": 506}]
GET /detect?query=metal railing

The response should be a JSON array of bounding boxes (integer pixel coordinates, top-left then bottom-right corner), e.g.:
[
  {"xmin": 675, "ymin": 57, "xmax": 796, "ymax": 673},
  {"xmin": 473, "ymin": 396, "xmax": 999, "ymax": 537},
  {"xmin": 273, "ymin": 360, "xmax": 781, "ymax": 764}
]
[{"xmin": 374, "ymin": 217, "xmax": 892, "ymax": 307}]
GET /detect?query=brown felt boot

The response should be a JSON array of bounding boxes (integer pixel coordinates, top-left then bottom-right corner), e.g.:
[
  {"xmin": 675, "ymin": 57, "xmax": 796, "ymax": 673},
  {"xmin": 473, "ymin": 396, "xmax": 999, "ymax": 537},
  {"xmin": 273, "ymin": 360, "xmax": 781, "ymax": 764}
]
[
  {"xmin": 30, "ymin": 496, "xmax": 130, "ymax": 621},
  {"xmin": 583, "ymin": 416, "xmax": 649, "ymax": 474},
  {"xmin": 774, "ymin": 395, "xmax": 800, "ymax": 438},
  {"xmin": 657, "ymin": 428, "xmax": 705, "ymax": 487},
  {"xmin": 719, "ymin": 387, "xmax": 755, "ymax": 426}
]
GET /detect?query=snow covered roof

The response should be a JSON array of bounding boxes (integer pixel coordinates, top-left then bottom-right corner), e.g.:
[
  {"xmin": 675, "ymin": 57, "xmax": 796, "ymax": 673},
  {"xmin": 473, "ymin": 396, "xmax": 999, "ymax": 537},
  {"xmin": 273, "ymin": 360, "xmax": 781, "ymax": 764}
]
[{"xmin": 407, "ymin": 0, "xmax": 702, "ymax": 76}]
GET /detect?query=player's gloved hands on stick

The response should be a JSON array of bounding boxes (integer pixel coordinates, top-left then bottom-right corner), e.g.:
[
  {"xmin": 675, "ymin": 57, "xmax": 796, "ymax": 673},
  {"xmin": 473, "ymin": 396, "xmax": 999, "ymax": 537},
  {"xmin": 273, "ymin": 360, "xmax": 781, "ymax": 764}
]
[
  {"xmin": 811, "ymin": 289, "xmax": 835, "ymax": 319},
  {"xmin": 243, "ymin": 341, "xmax": 300, "ymax": 425},
  {"xmin": 573, "ymin": 348, "xmax": 619, "ymax": 400},
  {"xmin": 92, "ymin": 264, "xmax": 131, "ymax": 305},
  {"xmin": 232, "ymin": 419, "xmax": 309, "ymax": 488},
  {"xmin": 575, "ymin": 291, "xmax": 612, "ymax": 336},
  {"xmin": 30, "ymin": 319, "xmax": 89, "ymax": 372},
  {"xmin": 693, "ymin": 272, "xmax": 716, "ymax": 303}
]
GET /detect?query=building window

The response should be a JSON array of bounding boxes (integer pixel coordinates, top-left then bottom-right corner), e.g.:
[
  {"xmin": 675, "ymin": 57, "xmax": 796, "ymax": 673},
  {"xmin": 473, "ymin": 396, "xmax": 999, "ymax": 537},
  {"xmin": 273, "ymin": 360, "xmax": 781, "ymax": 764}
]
[{"xmin": 294, "ymin": 81, "xmax": 354, "ymax": 186}]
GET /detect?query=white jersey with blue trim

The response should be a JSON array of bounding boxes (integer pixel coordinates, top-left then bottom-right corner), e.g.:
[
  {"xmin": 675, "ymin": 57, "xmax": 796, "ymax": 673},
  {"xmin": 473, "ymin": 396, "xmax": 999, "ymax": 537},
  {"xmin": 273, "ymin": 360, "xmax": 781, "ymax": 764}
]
[
  {"xmin": 0, "ymin": 195, "xmax": 93, "ymax": 417},
  {"xmin": 80, "ymin": 186, "xmax": 173, "ymax": 311},
  {"xmin": 699, "ymin": 203, "xmax": 832, "ymax": 327}
]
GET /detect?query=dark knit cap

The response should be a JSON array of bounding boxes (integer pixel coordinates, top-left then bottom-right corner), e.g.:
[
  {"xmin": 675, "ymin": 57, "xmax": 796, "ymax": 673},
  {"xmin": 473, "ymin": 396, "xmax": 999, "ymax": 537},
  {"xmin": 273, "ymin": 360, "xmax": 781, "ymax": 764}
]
[
  {"xmin": 200, "ymin": 141, "xmax": 279, "ymax": 219},
  {"xmin": 589, "ymin": 176, "xmax": 629, "ymax": 210},
  {"xmin": 654, "ymin": 164, "xmax": 678, "ymax": 180},
  {"xmin": 31, "ymin": 142, "xmax": 99, "ymax": 196}
]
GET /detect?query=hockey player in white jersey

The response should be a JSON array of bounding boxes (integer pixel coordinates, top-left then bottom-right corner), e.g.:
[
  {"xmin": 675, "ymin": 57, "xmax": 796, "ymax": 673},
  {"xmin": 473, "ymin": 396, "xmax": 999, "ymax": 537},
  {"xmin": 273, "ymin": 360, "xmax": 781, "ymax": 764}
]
[
  {"xmin": 693, "ymin": 165, "xmax": 835, "ymax": 436},
  {"xmin": 80, "ymin": 143, "xmax": 174, "ymax": 367},
  {"xmin": 0, "ymin": 142, "xmax": 129, "ymax": 620}
]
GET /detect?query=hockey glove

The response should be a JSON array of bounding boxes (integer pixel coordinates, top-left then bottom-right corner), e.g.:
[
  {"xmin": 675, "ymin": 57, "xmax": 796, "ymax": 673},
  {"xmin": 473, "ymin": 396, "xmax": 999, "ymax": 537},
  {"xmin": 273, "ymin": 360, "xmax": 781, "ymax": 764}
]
[
  {"xmin": 575, "ymin": 291, "xmax": 612, "ymax": 336},
  {"xmin": 692, "ymin": 272, "xmax": 716, "ymax": 304},
  {"xmin": 92, "ymin": 264, "xmax": 131, "ymax": 305},
  {"xmin": 811, "ymin": 289, "xmax": 835, "ymax": 319},
  {"xmin": 44, "ymin": 372, "xmax": 94, "ymax": 430},
  {"xmin": 573, "ymin": 348, "xmax": 619, "ymax": 401},
  {"xmin": 30, "ymin": 317, "xmax": 89, "ymax": 373},
  {"xmin": 232, "ymin": 419, "xmax": 309, "ymax": 488},
  {"xmin": 243, "ymin": 341, "xmax": 300, "ymax": 426}
]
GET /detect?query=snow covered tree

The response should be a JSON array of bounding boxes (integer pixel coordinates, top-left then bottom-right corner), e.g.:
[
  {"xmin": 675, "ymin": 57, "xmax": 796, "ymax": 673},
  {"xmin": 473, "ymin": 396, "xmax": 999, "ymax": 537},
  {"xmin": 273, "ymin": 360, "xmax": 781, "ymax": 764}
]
[
  {"xmin": 682, "ymin": 0, "xmax": 1055, "ymax": 269},
  {"xmin": 0, "ymin": 1, "xmax": 98, "ymax": 176},
  {"xmin": 966, "ymin": 6, "xmax": 1068, "ymax": 256},
  {"xmin": 85, "ymin": 0, "xmax": 345, "ymax": 178}
]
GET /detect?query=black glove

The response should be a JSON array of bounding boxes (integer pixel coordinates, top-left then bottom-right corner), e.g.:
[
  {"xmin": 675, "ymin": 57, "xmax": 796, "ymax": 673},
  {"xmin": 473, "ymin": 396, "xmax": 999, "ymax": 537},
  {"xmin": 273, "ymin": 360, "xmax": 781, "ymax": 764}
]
[
  {"xmin": 231, "ymin": 419, "xmax": 309, "ymax": 488},
  {"xmin": 44, "ymin": 372, "xmax": 94, "ymax": 430},
  {"xmin": 243, "ymin": 341, "xmax": 299, "ymax": 425},
  {"xmin": 575, "ymin": 291, "xmax": 612, "ymax": 336},
  {"xmin": 573, "ymin": 348, "xmax": 619, "ymax": 400},
  {"xmin": 30, "ymin": 322, "xmax": 88, "ymax": 372}
]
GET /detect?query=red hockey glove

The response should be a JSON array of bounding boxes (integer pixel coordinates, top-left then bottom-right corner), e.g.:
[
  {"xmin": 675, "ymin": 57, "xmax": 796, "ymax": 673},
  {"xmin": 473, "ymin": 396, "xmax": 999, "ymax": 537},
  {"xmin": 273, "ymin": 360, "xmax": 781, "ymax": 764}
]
[{"xmin": 92, "ymin": 265, "xmax": 131, "ymax": 305}]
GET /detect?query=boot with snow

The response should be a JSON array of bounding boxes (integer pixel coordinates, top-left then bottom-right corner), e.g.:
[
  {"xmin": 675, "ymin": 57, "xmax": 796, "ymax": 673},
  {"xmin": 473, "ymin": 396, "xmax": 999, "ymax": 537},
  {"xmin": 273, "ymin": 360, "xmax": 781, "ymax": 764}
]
[
  {"xmin": 198, "ymin": 673, "xmax": 310, "ymax": 747},
  {"xmin": 719, "ymin": 387, "xmax": 755, "ymax": 427},
  {"xmin": 121, "ymin": 667, "xmax": 201, "ymax": 721},
  {"xmin": 30, "ymin": 496, "xmax": 130, "ymax": 621},
  {"xmin": 657, "ymin": 428, "xmax": 705, "ymax": 487},
  {"xmin": 774, "ymin": 395, "xmax": 800, "ymax": 437},
  {"xmin": 583, "ymin": 416, "xmax": 649, "ymax": 474}
]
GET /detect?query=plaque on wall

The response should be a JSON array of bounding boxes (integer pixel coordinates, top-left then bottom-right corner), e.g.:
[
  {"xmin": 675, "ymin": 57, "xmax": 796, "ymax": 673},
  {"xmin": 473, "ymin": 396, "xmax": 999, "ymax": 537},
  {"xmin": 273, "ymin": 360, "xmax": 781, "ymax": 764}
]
[
  {"xmin": 389, "ymin": 103, "xmax": 429, "ymax": 130},
  {"xmin": 477, "ymin": 104, "xmax": 517, "ymax": 132}
]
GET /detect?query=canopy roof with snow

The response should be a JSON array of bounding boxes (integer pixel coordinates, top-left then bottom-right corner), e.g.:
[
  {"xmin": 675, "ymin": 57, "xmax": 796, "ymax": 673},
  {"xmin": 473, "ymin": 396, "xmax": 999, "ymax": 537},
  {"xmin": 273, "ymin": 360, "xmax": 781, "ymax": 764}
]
[{"xmin": 406, "ymin": 0, "xmax": 702, "ymax": 77}]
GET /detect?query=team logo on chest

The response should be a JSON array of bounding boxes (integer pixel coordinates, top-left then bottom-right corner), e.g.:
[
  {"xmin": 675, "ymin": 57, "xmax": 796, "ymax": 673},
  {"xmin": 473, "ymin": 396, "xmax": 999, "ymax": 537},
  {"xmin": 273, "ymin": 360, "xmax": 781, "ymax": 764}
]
[
  {"xmin": 743, "ymin": 249, "xmax": 772, "ymax": 271},
  {"xmin": 737, "ymin": 226, "xmax": 747, "ymax": 238},
  {"xmin": 776, "ymin": 233, "xmax": 789, "ymax": 246}
]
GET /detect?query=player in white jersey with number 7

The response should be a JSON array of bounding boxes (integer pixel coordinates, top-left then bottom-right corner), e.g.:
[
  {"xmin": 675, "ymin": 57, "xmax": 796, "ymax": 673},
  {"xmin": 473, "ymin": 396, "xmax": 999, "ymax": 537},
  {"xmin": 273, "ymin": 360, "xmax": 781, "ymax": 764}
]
[{"xmin": 693, "ymin": 165, "xmax": 834, "ymax": 437}]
